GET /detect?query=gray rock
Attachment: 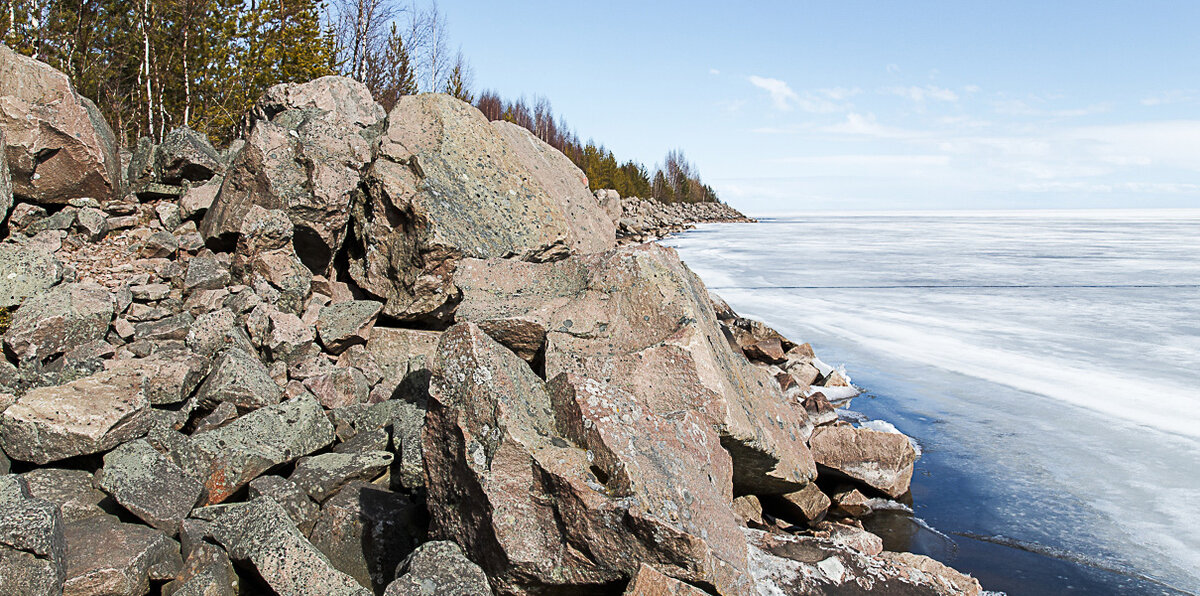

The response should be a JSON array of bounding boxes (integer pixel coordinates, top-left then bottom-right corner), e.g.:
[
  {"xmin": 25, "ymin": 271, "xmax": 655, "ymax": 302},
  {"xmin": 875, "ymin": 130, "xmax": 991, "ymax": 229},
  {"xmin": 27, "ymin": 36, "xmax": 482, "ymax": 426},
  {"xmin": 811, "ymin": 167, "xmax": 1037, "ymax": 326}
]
[
  {"xmin": 0, "ymin": 44, "xmax": 122, "ymax": 204},
  {"xmin": 96, "ymin": 439, "xmax": 203, "ymax": 531},
  {"xmin": 161, "ymin": 541, "xmax": 239, "ymax": 596},
  {"xmin": 134, "ymin": 311, "xmax": 195, "ymax": 342},
  {"xmin": 333, "ymin": 426, "xmax": 389, "ymax": 454},
  {"xmin": 202, "ymin": 77, "xmax": 385, "ymax": 276},
  {"xmin": 0, "ymin": 475, "xmax": 66, "ymax": 595},
  {"xmin": 127, "ymin": 137, "xmax": 158, "ymax": 187},
  {"xmin": 209, "ymin": 497, "xmax": 371, "ymax": 596},
  {"xmin": 104, "ymin": 349, "xmax": 209, "ymax": 405},
  {"xmin": 316, "ymin": 299, "xmax": 382, "ymax": 354},
  {"xmin": 0, "ymin": 128, "xmax": 11, "ymax": 221},
  {"xmin": 289, "ymin": 450, "xmax": 393, "ymax": 502},
  {"xmin": 304, "ymin": 367, "xmax": 369, "ymax": 409},
  {"xmin": 247, "ymin": 475, "xmax": 320, "ymax": 534},
  {"xmin": 179, "ymin": 177, "xmax": 220, "ymax": 220},
  {"xmin": 0, "ymin": 244, "xmax": 62, "ymax": 309},
  {"xmin": 184, "ymin": 253, "xmax": 231, "ymax": 293},
  {"xmin": 140, "ymin": 229, "xmax": 179, "ymax": 258},
  {"xmin": 130, "ymin": 282, "xmax": 171, "ymax": 301},
  {"xmin": 21, "ymin": 468, "xmax": 114, "ymax": 523},
  {"xmin": 156, "ymin": 127, "xmax": 223, "ymax": 184},
  {"xmin": 3, "ymin": 282, "xmax": 112, "ymax": 361},
  {"xmin": 62, "ymin": 516, "xmax": 182, "ymax": 596},
  {"xmin": 0, "ymin": 368, "xmax": 151, "ymax": 464},
  {"xmin": 186, "ymin": 308, "xmax": 254, "ymax": 357},
  {"xmin": 194, "ymin": 347, "xmax": 282, "ymax": 410},
  {"xmin": 74, "ymin": 206, "xmax": 107, "ymax": 240},
  {"xmin": 188, "ymin": 393, "xmax": 335, "ymax": 505},
  {"xmin": 390, "ymin": 398, "xmax": 426, "ymax": 490},
  {"xmin": 310, "ymin": 481, "xmax": 425, "ymax": 592},
  {"xmin": 383, "ymin": 541, "xmax": 490, "ymax": 596},
  {"xmin": 156, "ymin": 201, "xmax": 182, "ymax": 230}
]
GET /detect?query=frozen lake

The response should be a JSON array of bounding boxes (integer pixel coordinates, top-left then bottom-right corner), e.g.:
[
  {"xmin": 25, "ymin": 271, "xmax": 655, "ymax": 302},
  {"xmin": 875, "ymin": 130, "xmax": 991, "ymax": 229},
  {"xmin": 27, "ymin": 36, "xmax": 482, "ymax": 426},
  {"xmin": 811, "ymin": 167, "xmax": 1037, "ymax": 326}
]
[{"xmin": 664, "ymin": 210, "xmax": 1200, "ymax": 594}]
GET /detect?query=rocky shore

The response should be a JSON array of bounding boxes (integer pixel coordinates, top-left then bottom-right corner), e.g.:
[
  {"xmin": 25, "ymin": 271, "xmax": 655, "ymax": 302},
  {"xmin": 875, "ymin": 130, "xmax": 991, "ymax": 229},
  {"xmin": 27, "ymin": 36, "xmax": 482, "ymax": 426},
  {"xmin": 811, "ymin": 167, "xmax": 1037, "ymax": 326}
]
[{"xmin": 0, "ymin": 43, "xmax": 981, "ymax": 596}]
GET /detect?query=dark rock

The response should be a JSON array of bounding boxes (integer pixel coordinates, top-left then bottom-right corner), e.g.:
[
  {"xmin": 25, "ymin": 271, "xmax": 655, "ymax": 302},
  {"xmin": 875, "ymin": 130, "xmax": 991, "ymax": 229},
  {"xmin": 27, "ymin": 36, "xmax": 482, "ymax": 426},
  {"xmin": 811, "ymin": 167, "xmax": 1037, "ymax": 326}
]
[
  {"xmin": 3, "ymin": 282, "xmax": 113, "ymax": 362},
  {"xmin": 0, "ymin": 368, "xmax": 151, "ymax": 464},
  {"xmin": 161, "ymin": 541, "xmax": 239, "ymax": 596},
  {"xmin": 310, "ymin": 481, "xmax": 425, "ymax": 592},
  {"xmin": 383, "ymin": 540, "xmax": 490, "ymax": 596},
  {"xmin": 209, "ymin": 497, "xmax": 371, "ymax": 595},
  {"xmin": 830, "ymin": 486, "xmax": 872, "ymax": 518},
  {"xmin": 61, "ymin": 516, "xmax": 182, "ymax": 596},
  {"xmin": 96, "ymin": 439, "xmax": 203, "ymax": 531},
  {"xmin": 771, "ymin": 482, "xmax": 831, "ymax": 525},
  {"xmin": 140, "ymin": 229, "xmax": 179, "ymax": 258},
  {"xmin": 134, "ymin": 311, "xmax": 195, "ymax": 342}
]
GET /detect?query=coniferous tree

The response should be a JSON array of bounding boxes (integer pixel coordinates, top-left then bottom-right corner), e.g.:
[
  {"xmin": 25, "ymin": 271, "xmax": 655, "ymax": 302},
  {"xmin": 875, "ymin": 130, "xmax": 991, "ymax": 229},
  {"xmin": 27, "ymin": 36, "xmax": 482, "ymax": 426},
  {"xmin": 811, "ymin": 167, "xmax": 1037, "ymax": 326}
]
[{"xmin": 443, "ymin": 51, "xmax": 472, "ymax": 103}]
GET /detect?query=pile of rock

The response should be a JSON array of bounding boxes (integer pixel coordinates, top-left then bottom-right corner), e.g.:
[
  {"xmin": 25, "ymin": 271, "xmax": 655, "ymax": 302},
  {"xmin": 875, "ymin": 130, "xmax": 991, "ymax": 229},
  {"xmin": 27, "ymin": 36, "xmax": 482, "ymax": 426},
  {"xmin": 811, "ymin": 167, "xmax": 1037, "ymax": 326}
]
[
  {"xmin": 0, "ymin": 44, "xmax": 980, "ymax": 596},
  {"xmin": 610, "ymin": 192, "xmax": 754, "ymax": 243}
]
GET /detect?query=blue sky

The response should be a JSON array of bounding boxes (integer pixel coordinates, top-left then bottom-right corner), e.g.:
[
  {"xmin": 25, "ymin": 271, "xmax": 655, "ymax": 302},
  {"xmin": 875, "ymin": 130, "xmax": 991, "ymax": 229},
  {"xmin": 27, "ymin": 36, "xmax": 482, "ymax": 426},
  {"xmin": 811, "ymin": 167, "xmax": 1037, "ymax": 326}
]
[{"xmin": 441, "ymin": 1, "xmax": 1200, "ymax": 214}]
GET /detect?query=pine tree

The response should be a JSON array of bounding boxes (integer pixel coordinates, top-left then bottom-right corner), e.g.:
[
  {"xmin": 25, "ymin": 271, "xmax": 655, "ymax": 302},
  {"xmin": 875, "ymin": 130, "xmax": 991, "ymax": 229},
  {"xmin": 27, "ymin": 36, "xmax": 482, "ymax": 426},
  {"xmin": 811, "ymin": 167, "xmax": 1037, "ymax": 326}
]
[
  {"xmin": 443, "ymin": 52, "xmax": 471, "ymax": 103},
  {"xmin": 368, "ymin": 22, "xmax": 417, "ymax": 111}
]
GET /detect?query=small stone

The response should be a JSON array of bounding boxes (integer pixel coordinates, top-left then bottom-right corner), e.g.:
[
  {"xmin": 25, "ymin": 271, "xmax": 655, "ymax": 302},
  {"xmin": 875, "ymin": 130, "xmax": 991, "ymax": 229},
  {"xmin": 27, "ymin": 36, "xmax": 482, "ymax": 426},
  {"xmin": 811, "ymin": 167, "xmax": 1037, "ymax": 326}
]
[
  {"xmin": 161, "ymin": 541, "xmax": 239, "ymax": 596},
  {"xmin": 140, "ymin": 229, "xmax": 179, "ymax": 258},
  {"xmin": 289, "ymin": 450, "xmax": 393, "ymax": 503},
  {"xmin": 105, "ymin": 349, "xmax": 209, "ymax": 406},
  {"xmin": 186, "ymin": 309, "xmax": 254, "ymax": 357},
  {"xmin": 266, "ymin": 310, "xmax": 315, "ymax": 362},
  {"xmin": 194, "ymin": 348, "xmax": 282, "ymax": 410},
  {"xmin": 184, "ymin": 253, "xmax": 231, "ymax": 294},
  {"xmin": 192, "ymin": 401, "xmax": 238, "ymax": 434},
  {"xmin": 112, "ymin": 317, "xmax": 135, "ymax": 340},
  {"xmin": 773, "ymin": 482, "xmax": 831, "ymax": 524},
  {"xmin": 830, "ymin": 486, "xmax": 872, "ymax": 518},
  {"xmin": 134, "ymin": 311, "xmax": 195, "ymax": 342},
  {"xmin": 96, "ymin": 439, "xmax": 203, "ymax": 531},
  {"xmin": 74, "ymin": 206, "xmax": 108, "ymax": 240},
  {"xmin": 304, "ymin": 367, "xmax": 369, "ymax": 409},
  {"xmin": 106, "ymin": 215, "xmax": 140, "ymax": 231},
  {"xmin": 731, "ymin": 495, "xmax": 764, "ymax": 526},
  {"xmin": 316, "ymin": 300, "xmax": 383, "ymax": 354},
  {"xmin": 130, "ymin": 282, "xmax": 171, "ymax": 301},
  {"xmin": 156, "ymin": 201, "xmax": 183, "ymax": 230},
  {"xmin": 179, "ymin": 178, "xmax": 221, "ymax": 220}
]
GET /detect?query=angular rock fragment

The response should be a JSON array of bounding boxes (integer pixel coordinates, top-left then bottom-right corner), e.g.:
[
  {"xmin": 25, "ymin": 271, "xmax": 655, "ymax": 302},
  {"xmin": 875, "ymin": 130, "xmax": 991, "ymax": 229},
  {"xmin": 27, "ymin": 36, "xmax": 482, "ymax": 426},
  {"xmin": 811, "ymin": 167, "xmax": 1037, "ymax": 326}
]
[
  {"xmin": 247, "ymin": 475, "xmax": 320, "ymax": 534},
  {"xmin": 809, "ymin": 425, "xmax": 917, "ymax": 498},
  {"xmin": 771, "ymin": 481, "xmax": 830, "ymax": 524},
  {"xmin": 188, "ymin": 393, "xmax": 335, "ymax": 504},
  {"xmin": 96, "ymin": 439, "xmax": 203, "ymax": 531},
  {"xmin": 316, "ymin": 299, "xmax": 382, "ymax": 354},
  {"xmin": 383, "ymin": 540, "xmax": 490, "ymax": 596},
  {"xmin": 4, "ymin": 282, "xmax": 113, "ymax": 361},
  {"xmin": 304, "ymin": 367, "xmax": 369, "ymax": 409},
  {"xmin": 194, "ymin": 347, "xmax": 282, "ymax": 410},
  {"xmin": 348, "ymin": 93, "xmax": 572, "ymax": 323},
  {"xmin": 289, "ymin": 450, "xmax": 393, "ymax": 502},
  {"xmin": 21, "ymin": 468, "xmax": 113, "ymax": 523},
  {"xmin": 0, "ymin": 475, "xmax": 66, "ymax": 595},
  {"xmin": 0, "ymin": 44, "xmax": 121, "ymax": 204},
  {"xmin": 105, "ymin": 349, "xmax": 209, "ymax": 406},
  {"xmin": 426, "ymin": 323, "xmax": 751, "ymax": 594},
  {"xmin": 0, "ymin": 244, "xmax": 62, "ymax": 309},
  {"xmin": 161, "ymin": 541, "xmax": 239, "ymax": 596},
  {"xmin": 455, "ymin": 243, "xmax": 817, "ymax": 495},
  {"xmin": 179, "ymin": 177, "xmax": 220, "ymax": 220},
  {"xmin": 492, "ymin": 120, "xmax": 617, "ymax": 254},
  {"xmin": 134, "ymin": 311, "xmax": 194, "ymax": 342},
  {"xmin": 309, "ymin": 480, "xmax": 425, "ymax": 591},
  {"xmin": 830, "ymin": 485, "xmax": 872, "ymax": 518},
  {"xmin": 62, "ymin": 516, "xmax": 182, "ymax": 596},
  {"xmin": 155, "ymin": 127, "xmax": 223, "ymax": 184},
  {"xmin": 202, "ymin": 77, "xmax": 384, "ymax": 275},
  {"xmin": 184, "ymin": 253, "xmax": 231, "ymax": 293},
  {"xmin": 0, "ymin": 368, "xmax": 151, "ymax": 464},
  {"xmin": 0, "ymin": 128, "xmax": 10, "ymax": 220},
  {"xmin": 209, "ymin": 497, "xmax": 371, "ymax": 596},
  {"xmin": 624, "ymin": 564, "xmax": 710, "ymax": 596}
]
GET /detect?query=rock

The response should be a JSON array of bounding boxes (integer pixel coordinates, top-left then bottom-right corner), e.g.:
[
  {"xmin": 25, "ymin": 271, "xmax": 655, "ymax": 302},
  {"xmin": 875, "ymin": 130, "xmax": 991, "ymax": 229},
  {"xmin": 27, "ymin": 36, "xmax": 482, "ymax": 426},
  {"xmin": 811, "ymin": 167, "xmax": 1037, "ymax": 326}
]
[
  {"xmin": 155, "ymin": 127, "xmax": 223, "ymax": 184},
  {"xmin": 186, "ymin": 308, "xmax": 255, "ymax": 357},
  {"xmin": 624, "ymin": 564, "xmax": 710, "ymax": 596},
  {"xmin": 0, "ymin": 244, "xmax": 62, "ymax": 309},
  {"xmin": 389, "ymin": 398, "xmax": 426, "ymax": 490},
  {"xmin": 75, "ymin": 206, "xmax": 107, "ymax": 240},
  {"xmin": 96, "ymin": 439, "xmax": 203, "ymax": 531},
  {"xmin": 492, "ymin": 120, "xmax": 617, "ymax": 253},
  {"xmin": 266, "ymin": 309, "xmax": 315, "ymax": 361},
  {"xmin": 426, "ymin": 323, "xmax": 750, "ymax": 594},
  {"xmin": 879, "ymin": 551, "xmax": 984, "ymax": 596},
  {"xmin": 140, "ymin": 229, "xmax": 179, "ymax": 258},
  {"xmin": 156, "ymin": 201, "xmax": 182, "ymax": 230},
  {"xmin": 247, "ymin": 475, "xmax": 319, "ymax": 535},
  {"xmin": 105, "ymin": 349, "xmax": 209, "ymax": 405},
  {"xmin": 0, "ymin": 368, "xmax": 151, "ymax": 464},
  {"xmin": 772, "ymin": 481, "xmax": 830, "ymax": 524},
  {"xmin": 333, "ymin": 425, "xmax": 389, "ymax": 454},
  {"xmin": 594, "ymin": 189, "xmax": 622, "ymax": 224},
  {"xmin": 62, "ymin": 516, "xmax": 182, "ymax": 596},
  {"xmin": 731, "ymin": 495, "xmax": 765, "ymax": 526},
  {"xmin": 188, "ymin": 393, "xmax": 335, "ymax": 504},
  {"xmin": 192, "ymin": 401, "xmax": 237, "ymax": 433},
  {"xmin": 0, "ymin": 44, "xmax": 121, "ymax": 204},
  {"xmin": 809, "ymin": 425, "xmax": 917, "ymax": 498},
  {"xmin": 194, "ymin": 347, "xmax": 282, "ymax": 410},
  {"xmin": 161, "ymin": 541, "xmax": 239, "ymax": 596},
  {"xmin": 304, "ymin": 367, "xmax": 369, "ymax": 409},
  {"xmin": 310, "ymin": 481, "xmax": 425, "ymax": 591},
  {"xmin": 0, "ymin": 475, "xmax": 66, "ymax": 595},
  {"xmin": 0, "ymin": 128, "xmax": 11, "ymax": 220},
  {"xmin": 179, "ymin": 177, "xmax": 220, "ymax": 220},
  {"xmin": 184, "ymin": 253, "xmax": 231, "ymax": 293},
  {"xmin": 202, "ymin": 77, "xmax": 384, "ymax": 275},
  {"xmin": 316, "ymin": 299, "xmax": 382, "ymax": 354},
  {"xmin": 21, "ymin": 468, "xmax": 113, "ymax": 523},
  {"xmin": 4, "ymin": 282, "xmax": 112, "ymax": 361},
  {"xmin": 209, "ymin": 497, "xmax": 371, "ymax": 596},
  {"xmin": 361, "ymin": 327, "xmax": 440, "ymax": 398},
  {"xmin": 474, "ymin": 318, "xmax": 545, "ymax": 363},
  {"xmin": 454, "ymin": 243, "xmax": 817, "ymax": 495},
  {"xmin": 383, "ymin": 540, "xmax": 490, "ymax": 596},
  {"xmin": 134, "ymin": 311, "xmax": 195, "ymax": 342},
  {"xmin": 348, "ymin": 93, "xmax": 572, "ymax": 323},
  {"xmin": 801, "ymin": 392, "xmax": 837, "ymax": 426},
  {"xmin": 289, "ymin": 450, "xmax": 393, "ymax": 502},
  {"xmin": 743, "ymin": 338, "xmax": 786, "ymax": 363},
  {"xmin": 816, "ymin": 521, "xmax": 884, "ymax": 556},
  {"xmin": 130, "ymin": 282, "xmax": 170, "ymax": 302},
  {"xmin": 830, "ymin": 486, "xmax": 872, "ymax": 518}
]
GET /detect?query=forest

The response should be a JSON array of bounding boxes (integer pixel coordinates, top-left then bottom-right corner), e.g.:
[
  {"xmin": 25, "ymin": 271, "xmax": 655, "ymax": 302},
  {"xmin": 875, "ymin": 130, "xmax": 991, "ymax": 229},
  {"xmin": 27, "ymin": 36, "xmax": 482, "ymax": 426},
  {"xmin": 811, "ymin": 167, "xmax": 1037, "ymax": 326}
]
[{"xmin": 0, "ymin": 0, "xmax": 719, "ymax": 203}]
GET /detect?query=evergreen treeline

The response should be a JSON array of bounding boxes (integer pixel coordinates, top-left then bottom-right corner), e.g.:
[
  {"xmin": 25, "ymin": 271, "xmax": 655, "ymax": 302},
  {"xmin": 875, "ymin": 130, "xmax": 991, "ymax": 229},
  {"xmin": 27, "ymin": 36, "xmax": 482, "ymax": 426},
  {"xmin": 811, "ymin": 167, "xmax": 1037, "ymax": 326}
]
[
  {"xmin": 1, "ymin": 0, "xmax": 717, "ymax": 202},
  {"xmin": 476, "ymin": 92, "xmax": 719, "ymax": 203}
]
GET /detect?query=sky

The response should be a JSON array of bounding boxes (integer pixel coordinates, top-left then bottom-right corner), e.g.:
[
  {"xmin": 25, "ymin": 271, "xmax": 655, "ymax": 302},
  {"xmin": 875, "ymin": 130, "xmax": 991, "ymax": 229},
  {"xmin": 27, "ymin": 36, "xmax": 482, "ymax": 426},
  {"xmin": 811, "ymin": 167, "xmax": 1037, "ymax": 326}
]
[{"xmin": 439, "ymin": 1, "xmax": 1200, "ymax": 214}]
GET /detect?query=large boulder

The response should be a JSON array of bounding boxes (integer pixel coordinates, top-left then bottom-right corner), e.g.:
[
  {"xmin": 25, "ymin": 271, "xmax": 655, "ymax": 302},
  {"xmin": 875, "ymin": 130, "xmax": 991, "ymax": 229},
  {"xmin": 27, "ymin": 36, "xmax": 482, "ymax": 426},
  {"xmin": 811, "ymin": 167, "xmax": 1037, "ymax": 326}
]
[
  {"xmin": 491, "ymin": 120, "xmax": 616, "ymax": 253},
  {"xmin": 348, "ymin": 93, "xmax": 572, "ymax": 323},
  {"xmin": 425, "ymin": 323, "xmax": 752, "ymax": 595},
  {"xmin": 809, "ymin": 425, "xmax": 917, "ymax": 498},
  {"xmin": 308, "ymin": 480, "xmax": 425, "ymax": 592},
  {"xmin": 454, "ymin": 243, "xmax": 817, "ymax": 495},
  {"xmin": 201, "ymin": 76, "xmax": 385, "ymax": 275},
  {"xmin": 0, "ymin": 475, "xmax": 66, "ymax": 596},
  {"xmin": 0, "ymin": 244, "xmax": 62, "ymax": 309},
  {"xmin": 3, "ymin": 282, "xmax": 113, "ymax": 362},
  {"xmin": 0, "ymin": 44, "xmax": 121, "ymax": 204},
  {"xmin": 62, "ymin": 516, "xmax": 182, "ymax": 596},
  {"xmin": 0, "ymin": 368, "xmax": 151, "ymax": 464},
  {"xmin": 96, "ymin": 439, "xmax": 203, "ymax": 531},
  {"xmin": 155, "ymin": 126, "xmax": 223, "ymax": 184}
]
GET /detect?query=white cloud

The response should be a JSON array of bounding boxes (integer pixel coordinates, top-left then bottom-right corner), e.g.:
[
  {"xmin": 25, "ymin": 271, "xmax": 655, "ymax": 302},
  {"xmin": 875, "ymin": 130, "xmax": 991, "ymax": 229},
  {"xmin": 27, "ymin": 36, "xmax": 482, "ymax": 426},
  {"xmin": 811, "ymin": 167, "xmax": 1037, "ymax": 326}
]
[
  {"xmin": 885, "ymin": 85, "xmax": 959, "ymax": 102},
  {"xmin": 772, "ymin": 155, "xmax": 951, "ymax": 167},
  {"xmin": 748, "ymin": 76, "xmax": 799, "ymax": 110},
  {"xmin": 1141, "ymin": 90, "xmax": 1196, "ymax": 106},
  {"xmin": 964, "ymin": 84, "xmax": 982, "ymax": 94},
  {"xmin": 821, "ymin": 113, "xmax": 921, "ymax": 139},
  {"xmin": 709, "ymin": 68, "xmax": 721, "ymax": 76}
]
